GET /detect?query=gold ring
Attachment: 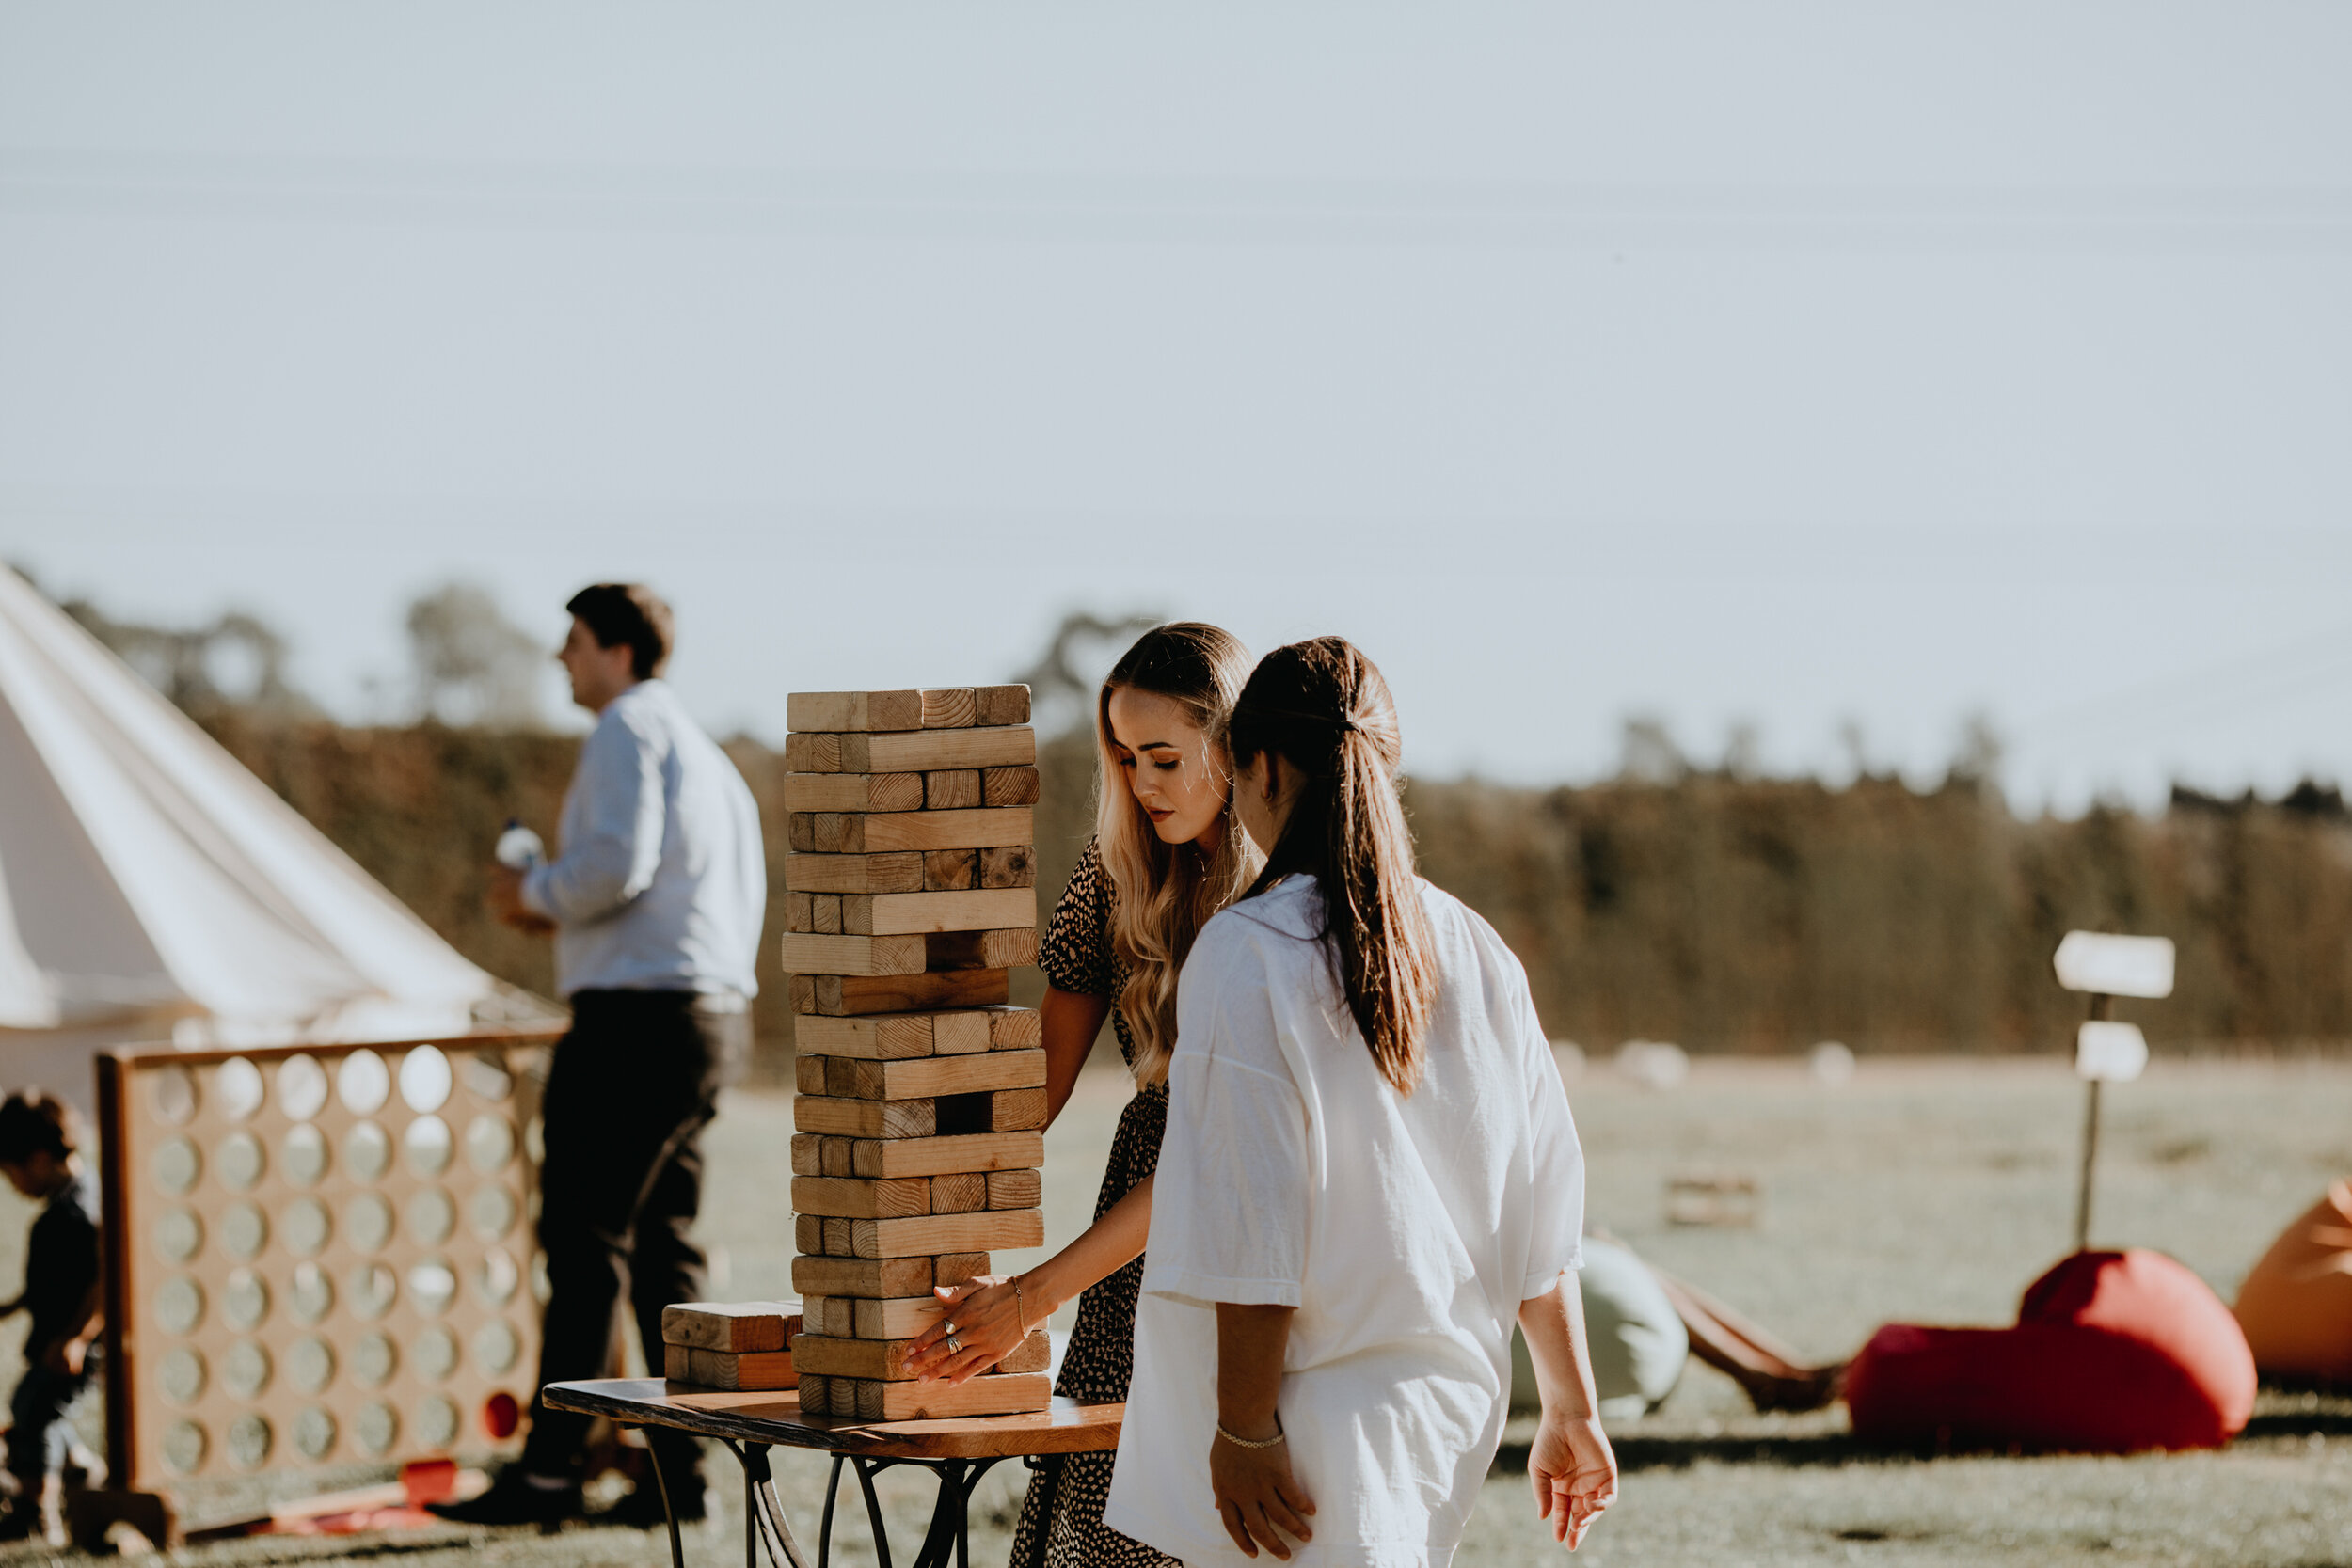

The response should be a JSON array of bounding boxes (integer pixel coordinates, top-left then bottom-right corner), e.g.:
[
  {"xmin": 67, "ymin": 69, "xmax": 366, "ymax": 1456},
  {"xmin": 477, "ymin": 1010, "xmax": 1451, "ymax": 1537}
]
[{"xmin": 946, "ymin": 1333, "xmax": 964, "ymax": 1353}]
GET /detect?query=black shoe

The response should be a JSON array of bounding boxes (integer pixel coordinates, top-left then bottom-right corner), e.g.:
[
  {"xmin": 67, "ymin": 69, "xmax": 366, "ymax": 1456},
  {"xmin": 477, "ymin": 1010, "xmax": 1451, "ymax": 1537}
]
[
  {"xmin": 427, "ymin": 1470, "xmax": 585, "ymax": 1528},
  {"xmin": 598, "ymin": 1478, "xmax": 707, "ymax": 1530},
  {"xmin": 0, "ymin": 1495, "xmax": 61, "ymax": 1548}
]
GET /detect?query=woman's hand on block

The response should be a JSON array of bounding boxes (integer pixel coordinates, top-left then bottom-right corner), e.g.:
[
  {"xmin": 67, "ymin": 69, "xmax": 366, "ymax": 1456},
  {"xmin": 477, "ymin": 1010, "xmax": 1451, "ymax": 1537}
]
[
  {"xmin": 1528, "ymin": 1410, "xmax": 1616, "ymax": 1550},
  {"xmin": 904, "ymin": 1275, "xmax": 1025, "ymax": 1385}
]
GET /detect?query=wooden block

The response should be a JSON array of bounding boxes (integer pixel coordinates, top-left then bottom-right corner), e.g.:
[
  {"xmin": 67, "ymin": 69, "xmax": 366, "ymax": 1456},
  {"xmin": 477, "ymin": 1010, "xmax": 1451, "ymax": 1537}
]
[
  {"xmin": 795, "ymin": 807, "xmax": 1035, "ymax": 854},
  {"xmin": 789, "ymin": 1334, "xmax": 923, "ymax": 1381},
  {"xmin": 935, "ymin": 1087, "xmax": 1047, "ymax": 1135},
  {"xmin": 663, "ymin": 1341, "xmax": 692, "ymax": 1379},
  {"xmin": 783, "ymin": 772, "xmax": 925, "ymax": 813},
  {"xmin": 978, "ymin": 846, "xmax": 1036, "ymax": 889},
  {"xmin": 851, "ymin": 1131, "xmax": 1044, "ymax": 1179},
  {"xmin": 987, "ymin": 1169, "xmax": 1043, "ymax": 1210},
  {"xmin": 998, "ymin": 1327, "xmax": 1053, "ymax": 1374},
  {"xmin": 798, "ymin": 1373, "xmax": 833, "ymax": 1416},
  {"xmin": 781, "ymin": 932, "xmax": 930, "ymax": 977},
  {"xmin": 922, "ymin": 849, "xmax": 977, "ymax": 890},
  {"xmin": 786, "ymin": 892, "xmax": 815, "ymax": 933},
  {"xmin": 791, "ymin": 970, "xmax": 1010, "ymax": 1016},
  {"xmin": 921, "ymin": 928, "xmax": 1037, "ymax": 972},
  {"xmin": 803, "ymin": 1294, "xmax": 856, "ymax": 1338},
  {"xmin": 786, "ymin": 852, "xmax": 924, "ymax": 895},
  {"xmin": 795, "ymin": 1008, "xmax": 1001, "ymax": 1060},
  {"xmin": 792, "ymin": 1095, "xmax": 937, "ymax": 1139},
  {"xmin": 843, "ymin": 1210, "xmax": 1044, "ymax": 1259},
  {"xmin": 924, "ymin": 770, "xmax": 981, "ymax": 810},
  {"xmin": 792, "ymin": 1255, "xmax": 940, "ymax": 1300},
  {"xmin": 791, "ymin": 1133, "xmax": 823, "ymax": 1175},
  {"xmin": 842, "ymin": 889, "xmax": 1037, "ymax": 936},
  {"xmin": 981, "ymin": 766, "xmax": 1041, "ymax": 807},
  {"xmin": 990, "ymin": 1008, "xmax": 1043, "ymax": 1050},
  {"xmin": 685, "ymin": 1346, "xmax": 798, "ymax": 1391},
  {"xmin": 852, "ymin": 1296, "xmax": 943, "ymax": 1340},
  {"xmin": 930, "ymin": 1171, "xmax": 988, "ymax": 1213},
  {"xmin": 975, "ymin": 686, "xmax": 1031, "ymax": 727},
  {"xmin": 821, "ymin": 1137, "xmax": 854, "ymax": 1177},
  {"xmin": 921, "ymin": 689, "xmax": 977, "ymax": 729},
  {"xmin": 815, "ymin": 895, "xmax": 842, "ymax": 934},
  {"xmin": 783, "ymin": 733, "xmax": 844, "ymax": 773},
  {"xmin": 840, "ymin": 727, "xmax": 1036, "ymax": 774},
  {"xmin": 823, "ymin": 1049, "xmax": 1046, "ymax": 1102},
  {"xmin": 842, "ymin": 1374, "xmax": 1052, "ymax": 1421},
  {"xmin": 795, "ymin": 1053, "xmax": 827, "ymax": 1095},
  {"xmin": 788, "ymin": 691, "xmax": 924, "ymax": 734},
  {"xmin": 792, "ymin": 1175, "xmax": 932, "ymax": 1218}
]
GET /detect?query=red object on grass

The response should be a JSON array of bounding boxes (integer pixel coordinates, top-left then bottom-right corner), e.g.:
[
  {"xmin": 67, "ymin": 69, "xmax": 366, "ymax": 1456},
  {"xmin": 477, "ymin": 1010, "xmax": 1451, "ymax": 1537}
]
[
  {"xmin": 1845, "ymin": 1248, "xmax": 2257, "ymax": 1453},
  {"xmin": 400, "ymin": 1458, "xmax": 460, "ymax": 1507},
  {"xmin": 484, "ymin": 1391, "xmax": 522, "ymax": 1440}
]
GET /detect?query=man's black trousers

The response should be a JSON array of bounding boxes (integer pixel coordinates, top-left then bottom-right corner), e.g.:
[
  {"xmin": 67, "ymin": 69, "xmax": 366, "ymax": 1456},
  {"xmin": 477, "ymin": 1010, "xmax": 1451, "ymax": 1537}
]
[{"xmin": 520, "ymin": 989, "xmax": 748, "ymax": 1490}]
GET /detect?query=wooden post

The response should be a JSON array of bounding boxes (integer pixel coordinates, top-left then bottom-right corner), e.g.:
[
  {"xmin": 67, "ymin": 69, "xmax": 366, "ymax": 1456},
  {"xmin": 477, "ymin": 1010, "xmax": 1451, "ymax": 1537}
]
[{"xmin": 2072, "ymin": 992, "xmax": 2111, "ymax": 1253}]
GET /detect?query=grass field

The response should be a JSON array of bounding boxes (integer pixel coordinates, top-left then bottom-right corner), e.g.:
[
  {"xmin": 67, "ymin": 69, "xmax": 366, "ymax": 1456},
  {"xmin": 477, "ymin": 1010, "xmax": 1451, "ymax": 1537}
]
[{"xmin": 6, "ymin": 1055, "xmax": 2348, "ymax": 1566}]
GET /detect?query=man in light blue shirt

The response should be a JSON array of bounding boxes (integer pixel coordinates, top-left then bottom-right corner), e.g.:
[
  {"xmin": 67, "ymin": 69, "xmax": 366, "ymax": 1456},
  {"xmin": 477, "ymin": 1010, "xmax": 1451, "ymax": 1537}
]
[{"xmin": 443, "ymin": 583, "xmax": 764, "ymax": 1529}]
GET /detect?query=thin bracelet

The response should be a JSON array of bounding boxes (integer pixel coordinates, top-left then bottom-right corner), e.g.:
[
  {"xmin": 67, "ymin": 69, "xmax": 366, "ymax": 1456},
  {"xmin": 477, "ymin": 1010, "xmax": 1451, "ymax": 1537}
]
[
  {"xmin": 1011, "ymin": 1275, "xmax": 1028, "ymax": 1338},
  {"xmin": 1216, "ymin": 1418, "xmax": 1286, "ymax": 1450}
]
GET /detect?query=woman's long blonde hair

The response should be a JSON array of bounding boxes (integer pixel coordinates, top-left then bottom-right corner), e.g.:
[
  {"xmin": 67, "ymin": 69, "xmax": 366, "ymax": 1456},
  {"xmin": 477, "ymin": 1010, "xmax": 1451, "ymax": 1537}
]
[{"xmin": 1093, "ymin": 622, "xmax": 1259, "ymax": 1087}]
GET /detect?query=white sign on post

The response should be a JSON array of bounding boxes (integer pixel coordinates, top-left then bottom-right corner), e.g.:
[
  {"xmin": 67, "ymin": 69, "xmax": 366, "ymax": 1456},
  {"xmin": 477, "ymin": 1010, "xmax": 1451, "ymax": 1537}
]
[
  {"xmin": 2053, "ymin": 932, "xmax": 2175, "ymax": 999},
  {"xmin": 2075, "ymin": 1020, "xmax": 2150, "ymax": 1083}
]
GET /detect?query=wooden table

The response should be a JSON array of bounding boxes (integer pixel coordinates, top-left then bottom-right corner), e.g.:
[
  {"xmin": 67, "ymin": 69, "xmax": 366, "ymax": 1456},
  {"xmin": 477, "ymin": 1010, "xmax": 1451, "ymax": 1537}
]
[{"xmin": 542, "ymin": 1379, "xmax": 1121, "ymax": 1568}]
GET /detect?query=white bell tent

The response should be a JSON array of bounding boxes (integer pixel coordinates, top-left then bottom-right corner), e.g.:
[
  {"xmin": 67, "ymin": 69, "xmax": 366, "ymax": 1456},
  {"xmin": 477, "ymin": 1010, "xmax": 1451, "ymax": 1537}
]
[{"xmin": 0, "ymin": 566, "xmax": 557, "ymax": 1109}]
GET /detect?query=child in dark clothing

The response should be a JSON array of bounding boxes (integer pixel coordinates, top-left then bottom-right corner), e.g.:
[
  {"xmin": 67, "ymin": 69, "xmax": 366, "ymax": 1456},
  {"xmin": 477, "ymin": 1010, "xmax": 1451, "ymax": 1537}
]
[{"xmin": 0, "ymin": 1090, "xmax": 101, "ymax": 1547}]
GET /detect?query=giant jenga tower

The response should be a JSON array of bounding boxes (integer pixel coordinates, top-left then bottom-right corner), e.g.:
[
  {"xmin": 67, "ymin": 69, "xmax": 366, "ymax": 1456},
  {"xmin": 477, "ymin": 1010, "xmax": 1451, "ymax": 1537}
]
[{"xmin": 782, "ymin": 686, "xmax": 1055, "ymax": 1420}]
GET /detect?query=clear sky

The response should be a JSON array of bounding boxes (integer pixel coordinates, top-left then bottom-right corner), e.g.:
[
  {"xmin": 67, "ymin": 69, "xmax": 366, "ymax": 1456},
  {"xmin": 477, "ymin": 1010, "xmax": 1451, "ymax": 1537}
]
[{"xmin": 4, "ymin": 5, "xmax": 2348, "ymax": 811}]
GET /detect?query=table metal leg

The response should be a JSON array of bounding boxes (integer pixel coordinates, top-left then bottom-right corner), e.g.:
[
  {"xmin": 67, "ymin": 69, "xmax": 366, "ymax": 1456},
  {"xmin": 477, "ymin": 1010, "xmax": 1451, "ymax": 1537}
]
[
  {"xmin": 643, "ymin": 1434, "xmax": 687, "ymax": 1568},
  {"xmin": 739, "ymin": 1445, "xmax": 812, "ymax": 1568},
  {"xmin": 818, "ymin": 1456, "xmax": 844, "ymax": 1568},
  {"xmin": 853, "ymin": 1458, "xmax": 894, "ymax": 1568}
]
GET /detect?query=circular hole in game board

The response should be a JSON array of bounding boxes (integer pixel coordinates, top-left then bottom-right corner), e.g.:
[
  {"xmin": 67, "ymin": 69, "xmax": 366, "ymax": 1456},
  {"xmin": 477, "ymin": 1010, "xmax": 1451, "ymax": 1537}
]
[
  {"xmin": 215, "ymin": 1057, "xmax": 265, "ymax": 1120},
  {"xmin": 294, "ymin": 1408, "xmax": 337, "ymax": 1461},
  {"xmin": 149, "ymin": 1066, "xmax": 198, "ymax": 1126},
  {"xmin": 406, "ymin": 1188, "xmax": 454, "ymax": 1246},
  {"xmin": 462, "ymin": 1051, "xmax": 512, "ymax": 1102},
  {"xmin": 227, "ymin": 1414, "xmax": 272, "ymax": 1470},
  {"xmin": 152, "ymin": 1209, "xmax": 203, "ymax": 1265},
  {"xmin": 465, "ymin": 1115, "xmax": 516, "ymax": 1173},
  {"xmin": 289, "ymin": 1261, "xmax": 334, "ymax": 1325},
  {"xmin": 281, "ymin": 1123, "xmax": 328, "ymax": 1186},
  {"xmin": 222, "ymin": 1268, "xmax": 269, "ymax": 1332},
  {"xmin": 469, "ymin": 1185, "xmax": 516, "ymax": 1242},
  {"xmin": 215, "ymin": 1132, "xmax": 265, "ymax": 1193},
  {"xmin": 289, "ymin": 1336, "xmax": 336, "ymax": 1394},
  {"xmin": 347, "ymin": 1262, "xmax": 398, "ymax": 1321},
  {"xmin": 473, "ymin": 1320, "xmax": 520, "ymax": 1375},
  {"xmin": 475, "ymin": 1247, "xmax": 519, "ymax": 1306},
  {"xmin": 523, "ymin": 1116, "xmax": 545, "ymax": 1165},
  {"xmin": 343, "ymin": 1193, "xmax": 392, "ymax": 1253},
  {"xmin": 352, "ymin": 1332, "xmax": 398, "ymax": 1387},
  {"xmin": 277, "ymin": 1053, "xmax": 329, "ymax": 1120},
  {"xmin": 482, "ymin": 1391, "xmax": 520, "ymax": 1440},
  {"xmin": 219, "ymin": 1202, "xmax": 268, "ymax": 1260},
  {"xmin": 155, "ymin": 1276, "xmax": 205, "ymax": 1335},
  {"xmin": 281, "ymin": 1196, "xmax": 330, "ymax": 1256},
  {"xmin": 404, "ymin": 1115, "xmax": 453, "ymax": 1178},
  {"xmin": 151, "ymin": 1136, "xmax": 200, "ymax": 1196},
  {"xmin": 414, "ymin": 1396, "xmax": 459, "ymax": 1451},
  {"xmin": 412, "ymin": 1325, "xmax": 458, "ymax": 1381},
  {"xmin": 342, "ymin": 1120, "xmax": 391, "ymax": 1182},
  {"xmin": 399, "ymin": 1045, "xmax": 452, "ymax": 1113},
  {"xmin": 222, "ymin": 1340, "xmax": 272, "ymax": 1400},
  {"xmin": 161, "ymin": 1421, "xmax": 207, "ymax": 1476},
  {"xmin": 408, "ymin": 1260, "xmax": 457, "ymax": 1316},
  {"xmin": 338, "ymin": 1049, "xmax": 389, "ymax": 1115},
  {"xmin": 355, "ymin": 1402, "xmax": 399, "ymax": 1458},
  {"xmin": 160, "ymin": 1347, "xmax": 207, "ymax": 1406},
  {"xmin": 531, "ymin": 1252, "xmax": 551, "ymax": 1305}
]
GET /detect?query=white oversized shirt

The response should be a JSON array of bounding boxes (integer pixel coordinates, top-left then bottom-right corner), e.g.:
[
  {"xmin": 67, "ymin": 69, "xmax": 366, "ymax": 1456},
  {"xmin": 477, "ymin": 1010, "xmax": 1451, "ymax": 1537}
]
[
  {"xmin": 1105, "ymin": 875, "xmax": 1584, "ymax": 1568},
  {"xmin": 519, "ymin": 679, "xmax": 766, "ymax": 999}
]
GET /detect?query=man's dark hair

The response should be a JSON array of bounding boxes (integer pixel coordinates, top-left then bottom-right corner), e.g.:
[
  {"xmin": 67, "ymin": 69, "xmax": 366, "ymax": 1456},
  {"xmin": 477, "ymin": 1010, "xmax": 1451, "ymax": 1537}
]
[
  {"xmin": 0, "ymin": 1090, "xmax": 81, "ymax": 1164},
  {"xmin": 565, "ymin": 584, "xmax": 674, "ymax": 680}
]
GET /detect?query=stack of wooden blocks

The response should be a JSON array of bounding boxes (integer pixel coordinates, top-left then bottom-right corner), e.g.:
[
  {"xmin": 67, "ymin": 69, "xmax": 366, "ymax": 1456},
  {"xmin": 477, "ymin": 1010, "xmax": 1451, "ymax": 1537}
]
[
  {"xmin": 783, "ymin": 686, "xmax": 1055, "ymax": 1421},
  {"xmin": 661, "ymin": 1302, "xmax": 803, "ymax": 1391}
]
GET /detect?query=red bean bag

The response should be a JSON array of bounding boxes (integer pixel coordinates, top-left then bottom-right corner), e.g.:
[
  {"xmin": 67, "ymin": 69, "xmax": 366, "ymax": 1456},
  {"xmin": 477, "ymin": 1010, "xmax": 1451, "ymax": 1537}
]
[
  {"xmin": 2233, "ymin": 1179, "xmax": 2352, "ymax": 1384},
  {"xmin": 1845, "ymin": 1249, "xmax": 2256, "ymax": 1453}
]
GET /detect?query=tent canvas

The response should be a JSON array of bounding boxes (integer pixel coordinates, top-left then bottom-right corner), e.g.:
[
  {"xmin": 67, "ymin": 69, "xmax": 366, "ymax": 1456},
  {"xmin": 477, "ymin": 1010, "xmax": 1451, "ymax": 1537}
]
[{"xmin": 0, "ymin": 566, "xmax": 557, "ymax": 1107}]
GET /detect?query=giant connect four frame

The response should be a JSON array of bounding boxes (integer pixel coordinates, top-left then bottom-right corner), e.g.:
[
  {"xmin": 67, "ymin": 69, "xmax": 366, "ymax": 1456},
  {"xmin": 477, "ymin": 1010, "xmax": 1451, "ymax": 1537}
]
[{"xmin": 98, "ymin": 1035, "xmax": 558, "ymax": 1491}]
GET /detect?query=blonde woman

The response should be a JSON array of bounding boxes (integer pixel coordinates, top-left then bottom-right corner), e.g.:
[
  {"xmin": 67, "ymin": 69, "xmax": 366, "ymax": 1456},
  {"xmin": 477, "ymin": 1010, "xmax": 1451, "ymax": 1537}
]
[{"xmin": 905, "ymin": 622, "xmax": 1258, "ymax": 1567}]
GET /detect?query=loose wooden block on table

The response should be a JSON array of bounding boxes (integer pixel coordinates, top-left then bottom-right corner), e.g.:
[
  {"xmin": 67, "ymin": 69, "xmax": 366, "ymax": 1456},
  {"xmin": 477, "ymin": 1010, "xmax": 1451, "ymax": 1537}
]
[
  {"xmin": 664, "ymin": 1343, "xmax": 798, "ymax": 1391},
  {"xmin": 783, "ymin": 772, "xmax": 925, "ymax": 814},
  {"xmin": 840, "ymin": 888, "xmax": 1035, "ymax": 937},
  {"xmin": 787, "ymin": 727, "xmax": 1037, "ymax": 776},
  {"xmin": 794, "ymin": 807, "xmax": 1034, "ymax": 855},
  {"xmin": 791, "ymin": 969, "xmax": 1009, "ymax": 1016},
  {"xmin": 793, "ymin": 1006, "xmax": 1036, "ymax": 1061},
  {"xmin": 812, "ymin": 1048, "xmax": 1046, "ymax": 1102},
  {"xmin": 791, "ymin": 1252, "xmax": 988, "ymax": 1302},
  {"xmin": 661, "ymin": 1301, "xmax": 802, "ymax": 1354}
]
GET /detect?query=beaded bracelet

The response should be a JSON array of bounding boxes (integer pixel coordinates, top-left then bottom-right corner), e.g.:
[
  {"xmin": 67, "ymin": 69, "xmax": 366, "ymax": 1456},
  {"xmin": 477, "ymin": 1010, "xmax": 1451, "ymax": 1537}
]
[
  {"xmin": 1011, "ymin": 1275, "xmax": 1028, "ymax": 1337},
  {"xmin": 1216, "ymin": 1420, "xmax": 1287, "ymax": 1450}
]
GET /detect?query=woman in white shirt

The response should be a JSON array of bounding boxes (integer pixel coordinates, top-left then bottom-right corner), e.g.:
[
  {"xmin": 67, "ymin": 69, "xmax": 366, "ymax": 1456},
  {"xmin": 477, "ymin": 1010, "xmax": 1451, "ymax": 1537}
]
[{"xmin": 1104, "ymin": 637, "xmax": 1617, "ymax": 1565}]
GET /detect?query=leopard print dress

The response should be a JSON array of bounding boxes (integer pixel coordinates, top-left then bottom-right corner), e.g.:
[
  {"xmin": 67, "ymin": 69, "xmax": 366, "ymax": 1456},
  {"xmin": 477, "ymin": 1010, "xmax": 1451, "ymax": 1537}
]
[{"xmin": 1008, "ymin": 837, "xmax": 1180, "ymax": 1568}]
